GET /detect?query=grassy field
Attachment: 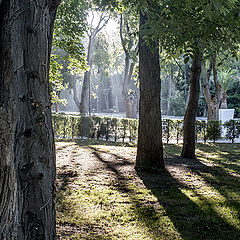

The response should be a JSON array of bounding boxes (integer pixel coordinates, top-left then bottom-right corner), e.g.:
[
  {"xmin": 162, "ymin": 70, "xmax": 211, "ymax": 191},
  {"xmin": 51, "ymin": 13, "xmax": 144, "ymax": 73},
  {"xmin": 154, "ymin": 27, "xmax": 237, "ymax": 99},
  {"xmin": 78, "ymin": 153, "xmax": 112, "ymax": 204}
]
[{"xmin": 56, "ymin": 140, "xmax": 240, "ymax": 240}]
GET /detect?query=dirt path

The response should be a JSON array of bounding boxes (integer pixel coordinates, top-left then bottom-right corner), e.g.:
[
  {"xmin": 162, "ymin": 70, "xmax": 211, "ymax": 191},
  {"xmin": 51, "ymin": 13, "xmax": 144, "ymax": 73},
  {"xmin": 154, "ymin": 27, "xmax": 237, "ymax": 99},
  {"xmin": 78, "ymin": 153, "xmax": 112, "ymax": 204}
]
[{"xmin": 56, "ymin": 141, "xmax": 141, "ymax": 238}]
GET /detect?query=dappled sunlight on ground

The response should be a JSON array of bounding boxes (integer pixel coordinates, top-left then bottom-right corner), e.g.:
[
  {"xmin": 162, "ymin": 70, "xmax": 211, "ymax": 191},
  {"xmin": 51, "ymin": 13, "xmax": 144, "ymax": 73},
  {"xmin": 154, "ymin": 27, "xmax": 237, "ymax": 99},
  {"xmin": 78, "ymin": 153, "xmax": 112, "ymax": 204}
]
[{"xmin": 56, "ymin": 140, "xmax": 240, "ymax": 240}]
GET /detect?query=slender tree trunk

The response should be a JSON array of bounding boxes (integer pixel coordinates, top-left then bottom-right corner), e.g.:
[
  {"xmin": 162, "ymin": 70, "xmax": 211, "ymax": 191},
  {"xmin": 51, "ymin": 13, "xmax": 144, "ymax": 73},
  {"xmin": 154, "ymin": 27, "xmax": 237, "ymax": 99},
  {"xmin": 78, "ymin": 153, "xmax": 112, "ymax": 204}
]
[
  {"xmin": 0, "ymin": 0, "xmax": 59, "ymax": 238},
  {"xmin": 122, "ymin": 57, "xmax": 137, "ymax": 118},
  {"xmin": 73, "ymin": 78, "xmax": 81, "ymax": 111},
  {"xmin": 120, "ymin": 14, "xmax": 138, "ymax": 119},
  {"xmin": 181, "ymin": 52, "xmax": 202, "ymax": 159},
  {"xmin": 136, "ymin": 12, "xmax": 164, "ymax": 172},
  {"xmin": 115, "ymin": 95, "xmax": 119, "ymax": 112},
  {"xmin": 55, "ymin": 91, "xmax": 60, "ymax": 113},
  {"xmin": 80, "ymin": 35, "xmax": 93, "ymax": 114},
  {"xmin": 167, "ymin": 65, "xmax": 172, "ymax": 116},
  {"xmin": 80, "ymin": 14, "xmax": 109, "ymax": 114},
  {"xmin": 202, "ymin": 58, "xmax": 222, "ymax": 120},
  {"xmin": 104, "ymin": 93, "xmax": 109, "ymax": 111}
]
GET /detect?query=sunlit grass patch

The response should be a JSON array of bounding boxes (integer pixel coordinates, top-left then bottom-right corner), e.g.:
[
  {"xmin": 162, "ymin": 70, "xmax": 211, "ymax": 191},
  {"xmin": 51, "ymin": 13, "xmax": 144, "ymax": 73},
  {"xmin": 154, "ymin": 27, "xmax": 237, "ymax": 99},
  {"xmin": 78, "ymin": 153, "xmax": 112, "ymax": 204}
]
[
  {"xmin": 56, "ymin": 180, "xmax": 182, "ymax": 240},
  {"xmin": 56, "ymin": 141, "xmax": 240, "ymax": 239}
]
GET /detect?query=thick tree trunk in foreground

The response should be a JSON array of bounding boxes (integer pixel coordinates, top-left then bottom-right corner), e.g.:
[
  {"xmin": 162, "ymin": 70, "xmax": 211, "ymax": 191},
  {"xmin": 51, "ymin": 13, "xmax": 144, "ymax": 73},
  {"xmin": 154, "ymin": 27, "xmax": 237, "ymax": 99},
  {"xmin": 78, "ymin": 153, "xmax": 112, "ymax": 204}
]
[
  {"xmin": 0, "ymin": 0, "xmax": 59, "ymax": 238},
  {"xmin": 0, "ymin": 1, "xmax": 17, "ymax": 238},
  {"xmin": 136, "ymin": 12, "xmax": 164, "ymax": 172},
  {"xmin": 181, "ymin": 52, "xmax": 201, "ymax": 159}
]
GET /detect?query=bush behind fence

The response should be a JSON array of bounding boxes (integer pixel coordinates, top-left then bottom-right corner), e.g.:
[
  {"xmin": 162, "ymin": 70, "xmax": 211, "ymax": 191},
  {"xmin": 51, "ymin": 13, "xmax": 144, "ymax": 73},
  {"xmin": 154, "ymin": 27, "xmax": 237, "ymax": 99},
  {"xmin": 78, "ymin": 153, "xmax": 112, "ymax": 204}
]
[{"xmin": 52, "ymin": 114, "xmax": 240, "ymax": 143}]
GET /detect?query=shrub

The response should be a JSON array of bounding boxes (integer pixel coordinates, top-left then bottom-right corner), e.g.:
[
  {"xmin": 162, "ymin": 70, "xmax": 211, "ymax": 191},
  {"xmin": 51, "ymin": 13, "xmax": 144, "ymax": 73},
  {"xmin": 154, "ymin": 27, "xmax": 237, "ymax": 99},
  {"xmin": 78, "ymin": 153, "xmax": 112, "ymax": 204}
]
[
  {"xmin": 206, "ymin": 120, "xmax": 222, "ymax": 143},
  {"xmin": 224, "ymin": 120, "xmax": 240, "ymax": 143},
  {"xmin": 52, "ymin": 114, "xmax": 239, "ymax": 144},
  {"xmin": 196, "ymin": 121, "xmax": 207, "ymax": 142},
  {"xmin": 162, "ymin": 119, "xmax": 175, "ymax": 143}
]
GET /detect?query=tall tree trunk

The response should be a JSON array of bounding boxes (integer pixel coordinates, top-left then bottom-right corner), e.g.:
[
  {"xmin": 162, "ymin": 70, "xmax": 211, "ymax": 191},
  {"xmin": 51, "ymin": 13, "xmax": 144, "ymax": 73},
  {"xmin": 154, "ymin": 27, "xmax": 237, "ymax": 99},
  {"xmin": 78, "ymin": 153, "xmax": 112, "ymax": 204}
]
[
  {"xmin": 104, "ymin": 95, "xmax": 109, "ymax": 111},
  {"xmin": 202, "ymin": 58, "xmax": 222, "ymax": 120},
  {"xmin": 122, "ymin": 57, "xmax": 137, "ymax": 118},
  {"xmin": 136, "ymin": 12, "xmax": 164, "ymax": 172},
  {"xmin": 55, "ymin": 91, "xmax": 60, "ymax": 113},
  {"xmin": 212, "ymin": 57, "xmax": 222, "ymax": 119},
  {"xmin": 0, "ymin": 0, "xmax": 59, "ymax": 238},
  {"xmin": 0, "ymin": 1, "xmax": 17, "ymax": 237},
  {"xmin": 115, "ymin": 95, "xmax": 119, "ymax": 112},
  {"xmin": 120, "ymin": 14, "xmax": 138, "ymax": 119},
  {"xmin": 80, "ymin": 13, "xmax": 109, "ymax": 114},
  {"xmin": 80, "ymin": 35, "xmax": 93, "ymax": 114},
  {"xmin": 181, "ymin": 52, "xmax": 201, "ymax": 159},
  {"xmin": 167, "ymin": 65, "xmax": 172, "ymax": 116},
  {"xmin": 73, "ymin": 78, "xmax": 81, "ymax": 111}
]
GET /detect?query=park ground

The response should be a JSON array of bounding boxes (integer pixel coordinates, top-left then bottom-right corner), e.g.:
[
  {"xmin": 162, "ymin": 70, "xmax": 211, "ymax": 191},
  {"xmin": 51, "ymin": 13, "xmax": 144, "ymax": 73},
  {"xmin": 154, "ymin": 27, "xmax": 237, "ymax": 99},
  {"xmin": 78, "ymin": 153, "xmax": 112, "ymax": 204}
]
[{"xmin": 55, "ymin": 140, "xmax": 240, "ymax": 240}]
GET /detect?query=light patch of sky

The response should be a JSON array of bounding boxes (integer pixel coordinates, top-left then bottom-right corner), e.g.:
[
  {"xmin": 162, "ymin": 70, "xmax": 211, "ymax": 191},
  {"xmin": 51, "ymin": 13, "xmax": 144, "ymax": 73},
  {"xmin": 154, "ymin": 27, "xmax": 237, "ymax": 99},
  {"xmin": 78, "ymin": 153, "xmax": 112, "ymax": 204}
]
[{"xmin": 87, "ymin": 11, "xmax": 119, "ymax": 36}]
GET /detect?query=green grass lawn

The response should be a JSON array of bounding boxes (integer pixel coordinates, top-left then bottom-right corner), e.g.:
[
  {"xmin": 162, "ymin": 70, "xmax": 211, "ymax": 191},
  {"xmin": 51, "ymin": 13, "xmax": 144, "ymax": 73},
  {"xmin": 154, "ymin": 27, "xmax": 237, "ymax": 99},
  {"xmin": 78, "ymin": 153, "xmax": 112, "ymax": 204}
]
[{"xmin": 56, "ymin": 140, "xmax": 240, "ymax": 240}]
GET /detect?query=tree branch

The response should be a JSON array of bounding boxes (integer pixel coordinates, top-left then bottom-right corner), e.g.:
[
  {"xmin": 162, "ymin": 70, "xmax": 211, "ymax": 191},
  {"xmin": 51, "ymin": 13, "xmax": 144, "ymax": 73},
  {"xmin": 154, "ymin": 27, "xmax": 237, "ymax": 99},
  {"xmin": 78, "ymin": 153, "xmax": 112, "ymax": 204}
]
[
  {"xmin": 120, "ymin": 14, "xmax": 128, "ymax": 54},
  {"xmin": 212, "ymin": 57, "xmax": 222, "ymax": 99}
]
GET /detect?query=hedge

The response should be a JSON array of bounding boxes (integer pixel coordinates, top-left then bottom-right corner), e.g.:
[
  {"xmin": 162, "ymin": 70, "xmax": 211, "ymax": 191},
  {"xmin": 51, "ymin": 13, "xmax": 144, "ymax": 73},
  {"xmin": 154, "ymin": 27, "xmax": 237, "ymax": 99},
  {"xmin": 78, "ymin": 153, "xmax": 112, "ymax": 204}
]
[
  {"xmin": 52, "ymin": 114, "xmax": 240, "ymax": 143},
  {"xmin": 224, "ymin": 120, "xmax": 240, "ymax": 143},
  {"xmin": 52, "ymin": 114, "xmax": 138, "ymax": 143}
]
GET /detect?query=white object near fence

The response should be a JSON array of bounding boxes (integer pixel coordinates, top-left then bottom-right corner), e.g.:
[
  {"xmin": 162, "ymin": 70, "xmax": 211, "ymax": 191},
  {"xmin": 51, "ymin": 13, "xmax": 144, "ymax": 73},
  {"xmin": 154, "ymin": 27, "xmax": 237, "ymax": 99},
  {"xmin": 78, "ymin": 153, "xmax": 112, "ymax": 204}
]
[
  {"xmin": 219, "ymin": 109, "xmax": 235, "ymax": 137},
  {"xmin": 219, "ymin": 109, "xmax": 235, "ymax": 123}
]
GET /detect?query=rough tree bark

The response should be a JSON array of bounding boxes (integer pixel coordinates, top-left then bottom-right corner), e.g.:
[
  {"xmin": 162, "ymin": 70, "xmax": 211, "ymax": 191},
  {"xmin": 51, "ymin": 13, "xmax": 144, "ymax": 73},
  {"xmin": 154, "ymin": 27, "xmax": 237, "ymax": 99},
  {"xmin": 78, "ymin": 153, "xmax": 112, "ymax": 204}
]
[
  {"xmin": 136, "ymin": 12, "xmax": 164, "ymax": 172},
  {"xmin": 0, "ymin": 1, "xmax": 17, "ymax": 238},
  {"xmin": 202, "ymin": 58, "xmax": 222, "ymax": 120},
  {"xmin": 0, "ymin": 0, "xmax": 60, "ymax": 239},
  {"xmin": 181, "ymin": 52, "xmax": 202, "ymax": 159}
]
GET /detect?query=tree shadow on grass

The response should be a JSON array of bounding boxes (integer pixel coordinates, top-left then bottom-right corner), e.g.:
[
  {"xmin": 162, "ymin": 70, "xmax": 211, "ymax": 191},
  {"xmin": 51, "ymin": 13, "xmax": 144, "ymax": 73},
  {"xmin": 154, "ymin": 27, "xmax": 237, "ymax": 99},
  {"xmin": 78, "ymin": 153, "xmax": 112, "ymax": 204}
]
[
  {"xmin": 196, "ymin": 143, "xmax": 240, "ymax": 174},
  {"xmin": 138, "ymin": 154, "xmax": 240, "ymax": 240},
  {"xmin": 86, "ymin": 145, "xmax": 240, "ymax": 239},
  {"xmin": 88, "ymin": 146, "xmax": 182, "ymax": 239},
  {"xmin": 57, "ymin": 141, "xmax": 240, "ymax": 239},
  {"xmin": 166, "ymin": 143, "xmax": 240, "ymax": 214},
  {"xmin": 174, "ymin": 144, "xmax": 240, "ymax": 221}
]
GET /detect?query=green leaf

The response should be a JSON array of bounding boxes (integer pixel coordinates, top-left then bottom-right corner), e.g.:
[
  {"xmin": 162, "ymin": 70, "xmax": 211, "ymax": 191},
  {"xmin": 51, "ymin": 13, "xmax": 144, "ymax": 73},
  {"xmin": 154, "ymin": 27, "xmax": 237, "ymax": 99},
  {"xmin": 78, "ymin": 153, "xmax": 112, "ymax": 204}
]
[{"xmin": 184, "ymin": 56, "xmax": 190, "ymax": 64}]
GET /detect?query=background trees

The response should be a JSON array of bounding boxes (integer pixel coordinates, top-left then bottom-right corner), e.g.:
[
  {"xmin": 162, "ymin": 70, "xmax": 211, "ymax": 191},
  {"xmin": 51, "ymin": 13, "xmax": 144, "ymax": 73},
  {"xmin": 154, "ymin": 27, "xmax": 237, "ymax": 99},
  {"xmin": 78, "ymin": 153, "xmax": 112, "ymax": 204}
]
[
  {"xmin": 79, "ymin": 10, "xmax": 110, "ymax": 114},
  {"xmin": 219, "ymin": 68, "xmax": 238, "ymax": 109},
  {"xmin": 120, "ymin": 11, "xmax": 139, "ymax": 118},
  {"xmin": 82, "ymin": 0, "xmax": 240, "ymax": 162},
  {"xmin": 202, "ymin": 58, "xmax": 222, "ymax": 121},
  {"xmin": 51, "ymin": 0, "xmax": 89, "ymax": 113},
  {"xmin": 145, "ymin": 0, "xmax": 240, "ymax": 158}
]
